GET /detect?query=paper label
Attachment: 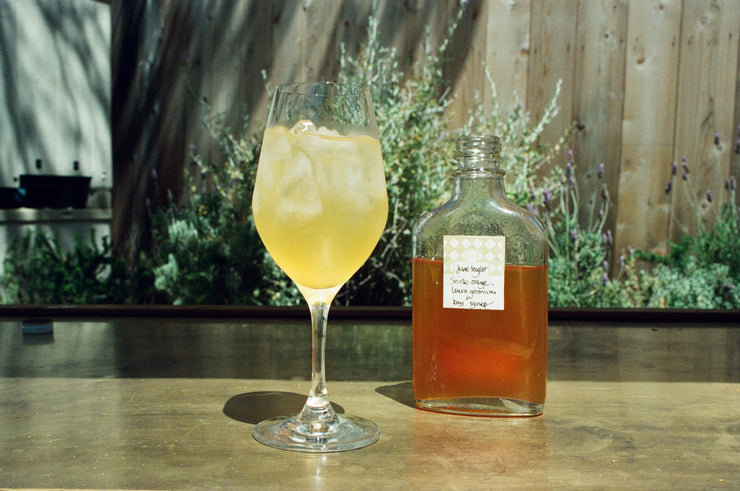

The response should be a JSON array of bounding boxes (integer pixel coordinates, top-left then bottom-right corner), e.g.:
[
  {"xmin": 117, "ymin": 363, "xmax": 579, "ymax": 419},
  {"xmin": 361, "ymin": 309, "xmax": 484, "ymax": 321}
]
[{"xmin": 443, "ymin": 235, "xmax": 505, "ymax": 310}]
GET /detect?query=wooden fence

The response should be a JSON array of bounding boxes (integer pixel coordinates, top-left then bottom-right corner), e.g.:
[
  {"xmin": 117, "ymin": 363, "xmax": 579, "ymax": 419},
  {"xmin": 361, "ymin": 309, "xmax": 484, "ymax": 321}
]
[{"xmin": 113, "ymin": 0, "xmax": 740, "ymax": 261}]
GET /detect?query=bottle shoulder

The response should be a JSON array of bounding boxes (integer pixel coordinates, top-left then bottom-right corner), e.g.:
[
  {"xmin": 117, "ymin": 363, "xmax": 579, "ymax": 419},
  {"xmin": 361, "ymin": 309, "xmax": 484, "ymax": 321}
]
[
  {"xmin": 412, "ymin": 195, "xmax": 547, "ymax": 263},
  {"xmin": 414, "ymin": 196, "xmax": 544, "ymax": 234}
]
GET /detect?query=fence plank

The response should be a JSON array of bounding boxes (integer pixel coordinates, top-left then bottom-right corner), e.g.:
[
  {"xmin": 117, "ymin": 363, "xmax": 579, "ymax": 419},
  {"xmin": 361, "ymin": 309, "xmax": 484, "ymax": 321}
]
[
  {"xmin": 526, "ymin": 0, "xmax": 578, "ymax": 167},
  {"xmin": 571, "ymin": 0, "xmax": 629, "ymax": 252},
  {"xmin": 615, "ymin": 0, "xmax": 683, "ymax": 256},
  {"xmin": 669, "ymin": 0, "xmax": 740, "ymax": 240},
  {"xmin": 483, "ymin": 0, "xmax": 532, "ymax": 114},
  {"xmin": 112, "ymin": 0, "xmax": 169, "ymax": 255},
  {"xmin": 448, "ymin": 0, "xmax": 532, "ymax": 129},
  {"xmin": 447, "ymin": 0, "xmax": 488, "ymax": 130}
]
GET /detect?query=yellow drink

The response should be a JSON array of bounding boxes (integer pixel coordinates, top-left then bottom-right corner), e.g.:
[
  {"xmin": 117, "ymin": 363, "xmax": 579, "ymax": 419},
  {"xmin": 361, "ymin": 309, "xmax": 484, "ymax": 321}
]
[{"xmin": 252, "ymin": 122, "xmax": 388, "ymax": 290}]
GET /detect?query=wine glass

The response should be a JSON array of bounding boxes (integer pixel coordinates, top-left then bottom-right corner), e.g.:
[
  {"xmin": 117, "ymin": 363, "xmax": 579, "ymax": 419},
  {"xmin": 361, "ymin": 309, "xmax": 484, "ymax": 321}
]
[{"xmin": 250, "ymin": 82, "xmax": 388, "ymax": 452}]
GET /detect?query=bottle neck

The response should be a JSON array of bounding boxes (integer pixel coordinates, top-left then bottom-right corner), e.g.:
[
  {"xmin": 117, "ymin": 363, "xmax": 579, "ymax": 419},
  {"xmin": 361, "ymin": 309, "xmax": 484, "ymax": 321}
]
[
  {"xmin": 452, "ymin": 168, "xmax": 506, "ymax": 200},
  {"xmin": 452, "ymin": 135, "xmax": 506, "ymax": 200}
]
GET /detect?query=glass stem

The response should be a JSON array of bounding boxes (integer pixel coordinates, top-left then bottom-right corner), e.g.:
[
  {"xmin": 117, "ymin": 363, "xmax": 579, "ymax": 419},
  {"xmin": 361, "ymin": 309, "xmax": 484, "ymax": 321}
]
[{"xmin": 298, "ymin": 285, "xmax": 341, "ymax": 425}]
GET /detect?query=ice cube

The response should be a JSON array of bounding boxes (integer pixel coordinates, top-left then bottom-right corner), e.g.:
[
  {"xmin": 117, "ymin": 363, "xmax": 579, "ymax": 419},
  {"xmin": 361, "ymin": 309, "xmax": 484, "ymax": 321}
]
[
  {"xmin": 275, "ymin": 148, "xmax": 323, "ymax": 221},
  {"xmin": 256, "ymin": 126, "xmax": 292, "ymax": 190},
  {"xmin": 316, "ymin": 125, "xmax": 341, "ymax": 138},
  {"xmin": 291, "ymin": 119, "xmax": 317, "ymax": 135}
]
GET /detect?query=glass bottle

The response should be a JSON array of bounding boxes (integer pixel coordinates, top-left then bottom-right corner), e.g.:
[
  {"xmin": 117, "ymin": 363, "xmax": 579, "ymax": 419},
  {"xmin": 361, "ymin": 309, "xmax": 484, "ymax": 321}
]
[{"xmin": 411, "ymin": 135, "xmax": 548, "ymax": 416}]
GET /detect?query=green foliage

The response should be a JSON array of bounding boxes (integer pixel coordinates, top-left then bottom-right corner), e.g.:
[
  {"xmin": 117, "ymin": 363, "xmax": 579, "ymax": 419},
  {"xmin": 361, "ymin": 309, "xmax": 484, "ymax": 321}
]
[
  {"xmin": 543, "ymin": 149, "xmax": 740, "ymax": 309},
  {"xmin": 637, "ymin": 258, "xmax": 740, "ymax": 309},
  {"xmin": 629, "ymin": 160, "xmax": 740, "ymax": 309},
  {"xmin": 148, "ymin": 107, "xmax": 301, "ymax": 306},
  {"xmin": 681, "ymin": 202, "xmax": 740, "ymax": 282},
  {"xmin": 151, "ymin": 193, "xmax": 255, "ymax": 305},
  {"xmin": 0, "ymin": 230, "xmax": 149, "ymax": 304},
  {"xmin": 634, "ymin": 182, "xmax": 740, "ymax": 309},
  {"xmin": 464, "ymin": 69, "xmax": 569, "ymax": 207},
  {"xmin": 542, "ymin": 151, "xmax": 624, "ymax": 308}
]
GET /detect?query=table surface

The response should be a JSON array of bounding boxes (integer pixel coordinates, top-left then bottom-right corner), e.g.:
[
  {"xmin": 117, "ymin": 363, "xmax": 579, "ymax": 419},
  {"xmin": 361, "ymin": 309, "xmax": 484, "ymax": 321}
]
[{"xmin": 1, "ymin": 313, "xmax": 738, "ymax": 489}]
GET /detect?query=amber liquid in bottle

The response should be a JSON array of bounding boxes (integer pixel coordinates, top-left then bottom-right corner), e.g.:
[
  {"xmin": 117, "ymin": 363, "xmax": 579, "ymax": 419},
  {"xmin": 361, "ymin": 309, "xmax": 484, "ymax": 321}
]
[{"xmin": 412, "ymin": 259, "xmax": 547, "ymax": 414}]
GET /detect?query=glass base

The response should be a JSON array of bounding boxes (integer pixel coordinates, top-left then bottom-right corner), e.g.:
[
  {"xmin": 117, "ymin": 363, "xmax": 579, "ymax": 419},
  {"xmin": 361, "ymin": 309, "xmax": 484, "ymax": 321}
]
[
  {"xmin": 252, "ymin": 413, "xmax": 380, "ymax": 453},
  {"xmin": 415, "ymin": 397, "xmax": 543, "ymax": 417}
]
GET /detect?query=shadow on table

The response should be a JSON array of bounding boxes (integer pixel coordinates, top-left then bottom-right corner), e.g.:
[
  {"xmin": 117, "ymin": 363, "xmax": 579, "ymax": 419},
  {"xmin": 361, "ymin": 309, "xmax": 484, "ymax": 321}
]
[
  {"xmin": 223, "ymin": 391, "xmax": 345, "ymax": 424},
  {"xmin": 375, "ymin": 381, "xmax": 414, "ymax": 408}
]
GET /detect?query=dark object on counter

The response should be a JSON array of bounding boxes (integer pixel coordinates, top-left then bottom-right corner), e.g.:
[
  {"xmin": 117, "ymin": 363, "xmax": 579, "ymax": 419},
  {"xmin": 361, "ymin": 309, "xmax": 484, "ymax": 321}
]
[
  {"xmin": 19, "ymin": 174, "xmax": 92, "ymax": 209},
  {"xmin": 0, "ymin": 187, "xmax": 24, "ymax": 208},
  {"xmin": 22, "ymin": 318, "xmax": 54, "ymax": 334}
]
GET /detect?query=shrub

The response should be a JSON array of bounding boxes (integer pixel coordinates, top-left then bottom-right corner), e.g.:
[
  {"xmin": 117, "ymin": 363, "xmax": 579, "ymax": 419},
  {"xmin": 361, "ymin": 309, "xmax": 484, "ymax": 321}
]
[
  {"xmin": 148, "ymin": 109, "xmax": 301, "ymax": 306},
  {"xmin": 541, "ymin": 151, "xmax": 629, "ymax": 308},
  {"xmin": 0, "ymin": 229, "xmax": 151, "ymax": 304},
  {"xmin": 151, "ymin": 192, "xmax": 260, "ymax": 305},
  {"xmin": 638, "ymin": 258, "xmax": 740, "ymax": 309}
]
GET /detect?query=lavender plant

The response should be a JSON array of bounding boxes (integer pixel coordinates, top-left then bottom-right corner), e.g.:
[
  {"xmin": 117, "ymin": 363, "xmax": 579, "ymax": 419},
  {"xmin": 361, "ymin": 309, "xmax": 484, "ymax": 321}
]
[
  {"xmin": 463, "ymin": 69, "xmax": 570, "ymax": 206},
  {"xmin": 636, "ymin": 132, "xmax": 740, "ymax": 308},
  {"xmin": 542, "ymin": 151, "xmax": 627, "ymax": 307},
  {"xmin": 542, "ymin": 127, "xmax": 740, "ymax": 309}
]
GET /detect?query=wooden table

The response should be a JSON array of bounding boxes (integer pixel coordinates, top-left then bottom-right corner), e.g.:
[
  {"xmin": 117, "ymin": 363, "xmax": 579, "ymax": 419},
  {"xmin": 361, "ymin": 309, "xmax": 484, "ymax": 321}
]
[{"xmin": 0, "ymin": 310, "xmax": 738, "ymax": 489}]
